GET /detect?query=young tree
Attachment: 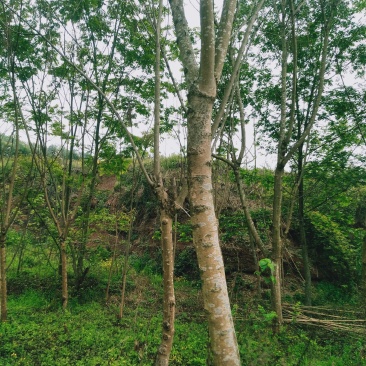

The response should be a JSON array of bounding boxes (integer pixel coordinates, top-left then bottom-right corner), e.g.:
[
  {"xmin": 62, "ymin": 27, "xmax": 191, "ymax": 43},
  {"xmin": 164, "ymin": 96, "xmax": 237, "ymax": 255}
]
[
  {"xmin": 168, "ymin": 0, "xmax": 242, "ymax": 363},
  {"xmin": 356, "ymin": 198, "xmax": 366, "ymax": 303},
  {"xmin": 8, "ymin": 0, "xmax": 185, "ymax": 360},
  {"xmin": 211, "ymin": 0, "xmax": 267, "ymax": 260},
  {"xmin": 212, "ymin": 86, "xmax": 268, "ymax": 260},
  {"xmin": 0, "ymin": 2, "xmax": 35, "ymax": 321},
  {"xmin": 153, "ymin": 1, "xmax": 176, "ymax": 363},
  {"xmin": 251, "ymin": 0, "xmax": 348, "ymax": 328}
]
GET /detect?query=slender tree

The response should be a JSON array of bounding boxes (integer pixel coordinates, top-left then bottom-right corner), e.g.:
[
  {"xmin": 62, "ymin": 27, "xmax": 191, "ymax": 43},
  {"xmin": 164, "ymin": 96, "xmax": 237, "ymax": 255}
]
[
  {"xmin": 168, "ymin": 0, "xmax": 242, "ymax": 363},
  {"xmin": 153, "ymin": 1, "xmax": 176, "ymax": 363},
  {"xmin": 250, "ymin": 0, "xmax": 341, "ymax": 329},
  {"xmin": 0, "ymin": 2, "xmax": 34, "ymax": 321},
  {"xmin": 356, "ymin": 199, "xmax": 366, "ymax": 303}
]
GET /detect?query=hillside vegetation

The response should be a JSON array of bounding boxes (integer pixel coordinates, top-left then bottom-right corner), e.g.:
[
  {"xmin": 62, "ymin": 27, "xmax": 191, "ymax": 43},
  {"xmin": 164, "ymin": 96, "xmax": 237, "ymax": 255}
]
[
  {"xmin": 1, "ymin": 156, "xmax": 366, "ymax": 365},
  {"xmin": 1, "ymin": 0, "xmax": 366, "ymax": 363}
]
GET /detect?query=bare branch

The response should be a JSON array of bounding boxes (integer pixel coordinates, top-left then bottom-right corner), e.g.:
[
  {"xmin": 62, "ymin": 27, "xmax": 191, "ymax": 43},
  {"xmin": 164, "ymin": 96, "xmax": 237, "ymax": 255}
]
[
  {"xmin": 162, "ymin": 50, "xmax": 187, "ymax": 114},
  {"xmin": 168, "ymin": 0, "xmax": 199, "ymax": 87},
  {"xmin": 154, "ymin": 0, "xmax": 164, "ymax": 183},
  {"xmin": 199, "ymin": 0, "xmax": 216, "ymax": 95},
  {"xmin": 282, "ymin": 19, "xmax": 331, "ymax": 167},
  {"xmin": 214, "ymin": 0, "xmax": 237, "ymax": 81},
  {"xmin": 211, "ymin": 0, "xmax": 265, "ymax": 136},
  {"xmin": 235, "ymin": 83, "xmax": 246, "ymax": 164}
]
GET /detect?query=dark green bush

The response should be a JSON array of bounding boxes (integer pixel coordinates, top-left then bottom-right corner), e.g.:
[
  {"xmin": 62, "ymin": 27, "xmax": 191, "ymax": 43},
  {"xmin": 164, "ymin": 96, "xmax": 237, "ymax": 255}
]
[{"xmin": 175, "ymin": 247, "xmax": 200, "ymax": 281}]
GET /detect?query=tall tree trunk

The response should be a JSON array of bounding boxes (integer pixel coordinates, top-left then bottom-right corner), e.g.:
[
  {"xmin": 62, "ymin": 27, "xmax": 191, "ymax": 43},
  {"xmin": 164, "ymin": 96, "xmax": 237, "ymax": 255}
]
[
  {"xmin": 362, "ymin": 234, "xmax": 366, "ymax": 306},
  {"xmin": 233, "ymin": 168, "xmax": 268, "ymax": 257},
  {"xmin": 356, "ymin": 202, "xmax": 366, "ymax": 311},
  {"xmin": 119, "ymin": 212, "xmax": 134, "ymax": 320},
  {"xmin": 154, "ymin": 1, "xmax": 176, "ymax": 363},
  {"xmin": 300, "ymin": 220, "xmax": 311, "ymax": 306},
  {"xmin": 106, "ymin": 220, "xmax": 119, "ymax": 303},
  {"xmin": 298, "ymin": 167, "xmax": 311, "ymax": 306},
  {"xmin": 155, "ymin": 208, "xmax": 175, "ymax": 366},
  {"xmin": 187, "ymin": 92, "xmax": 240, "ymax": 365},
  {"xmin": 271, "ymin": 166, "xmax": 284, "ymax": 330},
  {"xmin": 0, "ymin": 231, "xmax": 7, "ymax": 322},
  {"xmin": 60, "ymin": 237, "xmax": 68, "ymax": 310}
]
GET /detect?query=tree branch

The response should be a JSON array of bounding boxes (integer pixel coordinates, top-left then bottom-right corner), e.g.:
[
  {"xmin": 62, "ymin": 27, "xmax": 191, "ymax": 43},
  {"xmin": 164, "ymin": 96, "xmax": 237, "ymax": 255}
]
[
  {"xmin": 199, "ymin": 0, "xmax": 216, "ymax": 96},
  {"xmin": 168, "ymin": 0, "xmax": 199, "ymax": 87},
  {"xmin": 211, "ymin": 0, "xmax": 265, "ymax": 136},
  {"xmin": 214, "ymin": 0, "xmax": 237, "ymax": 82},
  {"xmin": 4, "ymin": 3, "xmax": 155, "ymax": 188},
  {"xmin": 282, "ymin": 18, "xmax": 331, "ymax": 167}
]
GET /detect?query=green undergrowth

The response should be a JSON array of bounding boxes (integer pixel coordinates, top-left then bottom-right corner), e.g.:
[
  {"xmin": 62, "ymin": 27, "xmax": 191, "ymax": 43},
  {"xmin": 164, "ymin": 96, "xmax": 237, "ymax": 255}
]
[
  {"xmin": 1, "ymin": 283, "xmax": 365, "ymax": 365},
  {"xmin": 2, "ymin": 250, "xmax": 365, "ymax": 365}
]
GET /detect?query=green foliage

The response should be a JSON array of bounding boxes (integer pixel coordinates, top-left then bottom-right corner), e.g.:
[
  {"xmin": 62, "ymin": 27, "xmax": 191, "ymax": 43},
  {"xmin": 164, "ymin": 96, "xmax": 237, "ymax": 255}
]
[
  {"xmin": 152, "ymin": 229, "xmax": 161, "ymax": 241},
  {"xmin": 219, "ymin": 206, "xmax": 272, "ymax": 247},
  {"xmin": 0, "ymin": 134, "xmax": 31, "ymax": 156},
  {"xmin": 176, "ymin": 222, "xmax": 192, "ymax": 243},
  {"xmin": 3, "ymin": 242, "xmax": 366, "ymax": 365},
  {"xmin": 236, "ymin": 304, "xmax": 366, "ymax": 366},
  {"xmin": 0, "ymin": 290, "xmax": 210, "ymax": 366},
  {"xmin": 0, "ymin": 1, "xmax": 365, "ymax": 363},
  {"xmin": 257, "ymin": 304, "xmax": 277, "ymax": 323},
  {"xmin": 129, "ymin": 252, "xmax": 162, "ymax": 276},
  {"xmin": 160, "ymin": 154, "xmax": 185, "ymax": 171},
  {"xmin": 258, "ymin": 258, "xmax": 273, "ymax": 272},
  {"xmin": 5, "ymin": 229, "xmax": 24, "ymax": 248},
  {"xmin": 89, "ymin": 208, "xmax": 131, "ymax": 234},
  {"xmin": 250, "ymin": 208, "xmax": 272, "ymax": 232},
  {"xmin": 219, "ymin": 211, "xmax": 247, "ymax": 244},
  {"xmin": 312, "ymin": 282, "xmax": 358, "ymax": 306},
  {"xmin": 174, "ymin": 247, "xmax": 200, "ymax": 281},
  {"xmin": 255, "ymin": 258, "xmax": 275, "ymax": 284},
  {"xmin": 98, "ymin": 142, "xmax": 132, "ymax": 176},
  {"xmin": 307, "ymin": 211, "xmax": 358, "ymax": 282},
  {"xmin": 355, "ymin": 0, "xmax": 366, "ymax": 10},
  {"xmin": 240, "ymin": 168, "xmax": 274, "ymax": 197},
  {"xmin": 7, "ymin": 271, "xmax": 59, "ymax": 298}
]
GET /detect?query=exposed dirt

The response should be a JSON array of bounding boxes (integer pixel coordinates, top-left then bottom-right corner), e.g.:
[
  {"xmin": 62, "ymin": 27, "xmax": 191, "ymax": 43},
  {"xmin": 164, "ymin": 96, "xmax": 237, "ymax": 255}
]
[
  {"xmin": 91, "ymin": 171, "xmax": 314, "ymax": 294},
  {"xmin": 97, "ymin": 175, "xmax": 117, "ymax": 191}
]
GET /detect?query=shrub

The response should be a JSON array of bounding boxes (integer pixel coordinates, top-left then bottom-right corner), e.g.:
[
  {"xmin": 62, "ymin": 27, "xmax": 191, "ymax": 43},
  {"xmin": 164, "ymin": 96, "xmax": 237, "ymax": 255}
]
[{"xmin": 175, "ymin": 247, "xmax": 200, "ymax": 281}]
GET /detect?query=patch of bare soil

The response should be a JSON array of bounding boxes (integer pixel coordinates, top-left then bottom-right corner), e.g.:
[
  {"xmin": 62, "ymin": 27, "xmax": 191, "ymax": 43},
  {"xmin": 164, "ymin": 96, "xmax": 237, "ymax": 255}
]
[{"xmin": 97, "ymin": 175, "xmax": 117, "ymax": 191}]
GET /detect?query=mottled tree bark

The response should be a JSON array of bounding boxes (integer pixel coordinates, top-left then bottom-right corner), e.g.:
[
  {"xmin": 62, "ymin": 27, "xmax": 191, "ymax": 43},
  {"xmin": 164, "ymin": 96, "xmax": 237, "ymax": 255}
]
[
  {"xmin": 187, "ymin": 92, "xmax": 240, "ymax": 365},
  {"xmin": 358, "ymin": 203, "xmax": 366, "ymax": 308},
  {"xmin": 154, "ymin": 1, "xmax": 176, "ymax": 362},
  {"xmin": 155, "ymin": 207, "xmax": 175, "ymax": 366},
  {"xmin": 0, "ymin": 232, "xmax": 7, "ymax": 322},
  {"xmin": 168, "ymin": 0, "xmax": 241, "ymax": 363},
  {"xmin": 60, "ymin": 237, "xmax": 68, "ymax": 310},
  {"xmin": 298, "ymin": 155, "xmax": 312, "ymax": 306},
  {"xmin": 271, "ymin": 166, "xmax": 284, "ymax": 330},
  {"xmin": 362, "ymin": 235, "xmax": 366, "ymax": 306}
]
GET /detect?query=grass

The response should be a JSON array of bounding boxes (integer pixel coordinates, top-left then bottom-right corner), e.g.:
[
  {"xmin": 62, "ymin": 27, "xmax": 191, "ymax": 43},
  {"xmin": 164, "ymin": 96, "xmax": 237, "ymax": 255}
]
[
  {"xmin": 1, "ymin": 252, "xmax": 366, "ymax": 365},
  {"xmin": 1, "ymin": 287, "xmax": 208, "ymax": 365}
]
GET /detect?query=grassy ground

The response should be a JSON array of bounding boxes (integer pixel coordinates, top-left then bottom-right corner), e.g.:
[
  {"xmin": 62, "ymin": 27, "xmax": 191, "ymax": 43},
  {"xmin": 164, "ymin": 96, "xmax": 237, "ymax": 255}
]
[{"xmin": 1, "ymin": 254, "xmax": 366, "ymax": 365}]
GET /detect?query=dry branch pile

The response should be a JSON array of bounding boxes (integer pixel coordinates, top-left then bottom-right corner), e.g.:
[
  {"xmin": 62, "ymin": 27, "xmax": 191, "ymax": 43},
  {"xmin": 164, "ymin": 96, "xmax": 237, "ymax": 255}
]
[{"xmin": 283, "ymin": 303, "xmax": 366, "ymax": 334}]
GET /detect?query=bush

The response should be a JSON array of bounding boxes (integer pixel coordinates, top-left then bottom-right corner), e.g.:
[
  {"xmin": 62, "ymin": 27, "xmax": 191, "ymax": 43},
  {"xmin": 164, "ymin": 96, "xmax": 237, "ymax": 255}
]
[
  {"xmin": 307, "ymin": 211, "xmax": 358, "ymax": 283},
  {"xmin": 175, "ymin": 247, "xmax": 200, "ymax": 281}
]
